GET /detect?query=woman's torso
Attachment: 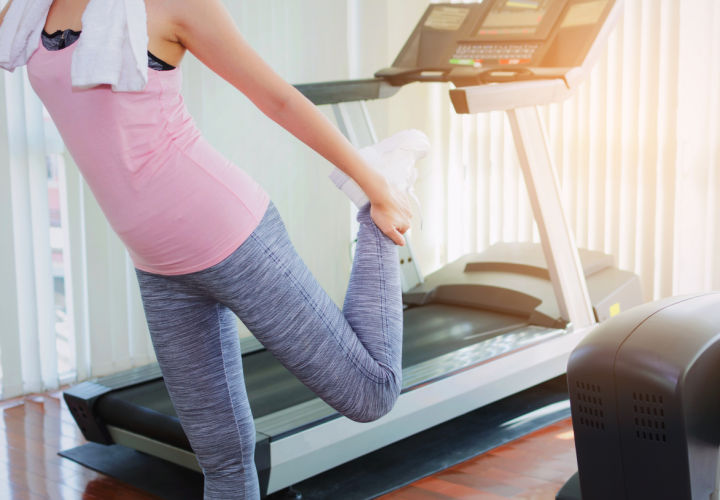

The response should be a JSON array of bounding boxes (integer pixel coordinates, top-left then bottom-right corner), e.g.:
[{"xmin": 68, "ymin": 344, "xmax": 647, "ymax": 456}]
[{"xmin": 27, "ymin": 1, "xmax": 270, "ymax": 275}]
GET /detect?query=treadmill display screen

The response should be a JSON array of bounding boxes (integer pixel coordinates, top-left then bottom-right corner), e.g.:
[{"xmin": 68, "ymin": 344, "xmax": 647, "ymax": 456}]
[
  {"xmin": 477, "ymin": 0, "xmax": 553, "ymax": 36},
  {"xmin": 424, "ymin": 6, "xmax": 471, "ymax": 31}
]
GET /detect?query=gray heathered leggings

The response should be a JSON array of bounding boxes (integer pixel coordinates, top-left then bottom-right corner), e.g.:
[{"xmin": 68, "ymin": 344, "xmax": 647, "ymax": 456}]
[{"xmin": 134, "ymin": 201, "xmax": 403, "ymax": 499}]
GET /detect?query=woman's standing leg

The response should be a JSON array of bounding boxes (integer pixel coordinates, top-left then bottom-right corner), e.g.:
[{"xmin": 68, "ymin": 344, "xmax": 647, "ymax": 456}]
[
  {"xmin": 135, "ymin": 270, "xmax": 260, "ymax": 499},
  {"xmin": 191, "ymin": 201, "xmax": 404, "ymax": 422}
]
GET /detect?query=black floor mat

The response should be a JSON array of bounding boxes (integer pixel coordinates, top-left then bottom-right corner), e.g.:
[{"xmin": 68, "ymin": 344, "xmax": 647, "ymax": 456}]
[
  {"xmin": 59, "ymin": 443, "xmax": 204, "ymax": 499},
  {"xmin": 60, "ymin": 376, "xmax": 571, "ymax": 500}
]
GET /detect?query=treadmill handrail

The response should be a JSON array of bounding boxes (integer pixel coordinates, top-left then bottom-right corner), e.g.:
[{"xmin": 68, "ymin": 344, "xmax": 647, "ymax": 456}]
[{"xmin": 293, "ymin": 78, "xmax": 400, "ymax": 106}]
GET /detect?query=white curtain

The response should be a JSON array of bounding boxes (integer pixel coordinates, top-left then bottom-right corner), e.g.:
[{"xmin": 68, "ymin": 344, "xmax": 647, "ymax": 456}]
[
  {"xmin": 0, "ymin": 68, "xmax": 59, "ymax": 395},
  {"xmin": 1, "ymin": 0, "xmax": 719, "ymax": 398}
]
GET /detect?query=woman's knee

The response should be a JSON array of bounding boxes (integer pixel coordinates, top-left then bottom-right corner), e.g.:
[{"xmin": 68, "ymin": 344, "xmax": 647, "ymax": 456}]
[{"xmin": 342, "ymin": 372, "xmax": 401, "ymax": 423}]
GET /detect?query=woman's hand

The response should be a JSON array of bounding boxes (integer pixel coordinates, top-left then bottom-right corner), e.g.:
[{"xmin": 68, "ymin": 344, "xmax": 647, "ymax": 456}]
[{"xmin": 364, "ymin": 173, "xmax": 413, "ymax": 246}]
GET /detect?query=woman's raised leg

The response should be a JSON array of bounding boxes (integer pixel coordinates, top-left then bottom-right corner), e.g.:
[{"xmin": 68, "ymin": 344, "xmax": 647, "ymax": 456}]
[
  {"xmin": 191, "ymin": 201, "xmax": 404, "ymax": 423},
  {"xmin": 342, "ymin": 203, "xmax": 404, "ymax": 396}
]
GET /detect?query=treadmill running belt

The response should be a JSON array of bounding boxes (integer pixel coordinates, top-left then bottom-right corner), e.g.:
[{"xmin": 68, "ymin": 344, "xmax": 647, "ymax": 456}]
[{"xmin": 96, "ymin": 304, "xmax": 526, "ymax": 451}]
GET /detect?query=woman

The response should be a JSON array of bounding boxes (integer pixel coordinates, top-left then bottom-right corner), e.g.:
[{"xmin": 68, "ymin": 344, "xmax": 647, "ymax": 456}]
[{"xmin": 1, "ymin": 0, "xmax": 425, "ymax": 498}]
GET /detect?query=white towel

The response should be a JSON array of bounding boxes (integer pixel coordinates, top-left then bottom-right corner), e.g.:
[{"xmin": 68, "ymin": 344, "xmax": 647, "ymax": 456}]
[
  {"xmin": 72, "ymin": 0, "xmax": 148, "ymax": 91},
  {"xmin": 0, "ymin": 0, "xmax": 53, "ymax": 71},
  {"xmin": 0, "ymin": 0, "xmax": 149, "ymax": 92}
]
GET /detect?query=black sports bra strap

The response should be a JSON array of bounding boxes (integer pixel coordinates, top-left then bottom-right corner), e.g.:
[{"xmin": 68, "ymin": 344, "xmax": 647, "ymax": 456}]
[{"xmin": 40, "ymin": 29, "xmax": 176, "ymax": 71}]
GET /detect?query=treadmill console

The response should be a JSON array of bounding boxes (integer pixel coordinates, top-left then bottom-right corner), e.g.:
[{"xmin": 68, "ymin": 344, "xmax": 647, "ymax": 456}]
[{"xmin": 377, "ymin": 0, "xmax": 617, "ymax": 87}]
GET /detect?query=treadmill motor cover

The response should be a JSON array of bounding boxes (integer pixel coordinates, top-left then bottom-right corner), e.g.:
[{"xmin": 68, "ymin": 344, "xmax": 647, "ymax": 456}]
[
  {"xmin": 567, "ymin": 293, "xmax": 720, "ymax": 500},
  {"xmin": 404, "ymin": 242, "xmax": 642, "ymax": 328}
]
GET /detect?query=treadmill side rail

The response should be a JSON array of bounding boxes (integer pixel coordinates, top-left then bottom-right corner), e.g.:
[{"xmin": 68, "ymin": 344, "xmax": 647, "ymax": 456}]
[
  {"xmin": 294, "ymin": 78, "xmax": 401, "ymax": 106},
  {"xmin": 107, "ymin": 427, "xmax": 273, "ymax": 499}
]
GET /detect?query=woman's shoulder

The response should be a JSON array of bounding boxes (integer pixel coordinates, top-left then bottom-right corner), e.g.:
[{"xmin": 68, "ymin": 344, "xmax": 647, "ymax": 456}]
[
  {"xmin": 146, "ymin": 0, "xmax": 203, "ymax": 33},
  {"xmin": 145, "ymin": 0, "xmax": 188, "ymax": 68},
  {"xmin": 146, "ymin": 0, "xmax": 178, "ymax": 37}
]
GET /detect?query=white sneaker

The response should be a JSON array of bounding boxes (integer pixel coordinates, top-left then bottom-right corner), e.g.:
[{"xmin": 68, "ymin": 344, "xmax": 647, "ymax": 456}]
[{"xmin": 330, "ymin": 129, "xmax": 430, "ymax": 211}]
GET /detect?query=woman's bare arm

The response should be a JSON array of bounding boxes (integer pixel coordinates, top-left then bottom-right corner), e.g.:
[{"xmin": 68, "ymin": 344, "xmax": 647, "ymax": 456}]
[{"xmin": 170, "ymin": 0, "xmax": 411, "ymax": 244}]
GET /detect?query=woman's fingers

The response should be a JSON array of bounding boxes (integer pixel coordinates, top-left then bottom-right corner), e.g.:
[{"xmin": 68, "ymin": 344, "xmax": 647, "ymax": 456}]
[
  {"xmin": 396, "ymin": 221, "xmax": 411, "ymax": 234},
  {"xmin": 387, "ymin": 227, "xmax": 406, "ymax": 246},
  {"xmin": 368, "ymin": 186, "xmax": 413, "ymax": 245},
  {"xmin": 386, "ymin": 217, "xmax": 410, "ymax": 244},
  {"xmin": 375, "ymin": 216, "xmax": 407, "ymax": 246}
]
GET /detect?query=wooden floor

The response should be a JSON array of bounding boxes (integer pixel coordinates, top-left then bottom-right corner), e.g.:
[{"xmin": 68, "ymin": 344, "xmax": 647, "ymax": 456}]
[
  {"xmin": 1, "ymin": 391, "xmax": 576, "ymax": 500},
  {"xmin": 0, "ymin": 390, "xmax": 159, "ymax": 500},
  {"xmin": 379, "ymin": 420, "xmax": 576, "ymax": 500}
]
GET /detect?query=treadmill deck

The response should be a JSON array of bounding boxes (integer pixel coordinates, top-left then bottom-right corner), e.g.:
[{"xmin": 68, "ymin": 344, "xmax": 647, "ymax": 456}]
[{"xmin": 96, "ymin": 304, "xmax": 530, "ymax": 451}]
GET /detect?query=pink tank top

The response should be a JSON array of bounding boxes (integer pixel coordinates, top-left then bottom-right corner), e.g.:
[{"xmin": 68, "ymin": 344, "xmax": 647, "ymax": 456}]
[{"xmin": 26, "ymin": 36, "xmax": 270, "ymax": 275}]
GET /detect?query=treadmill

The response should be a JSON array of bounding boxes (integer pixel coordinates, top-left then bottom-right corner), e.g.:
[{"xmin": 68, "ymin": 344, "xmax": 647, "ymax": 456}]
[{"xmin": 63, "ymin": 1, "xmax": 636, "ymax": 497}]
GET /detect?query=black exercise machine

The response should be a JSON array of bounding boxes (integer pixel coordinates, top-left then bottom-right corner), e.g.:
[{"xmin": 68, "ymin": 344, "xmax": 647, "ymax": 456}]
[{"xmin": 558, "ymin": 293, "xmax": 720, "ymax": 500}]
